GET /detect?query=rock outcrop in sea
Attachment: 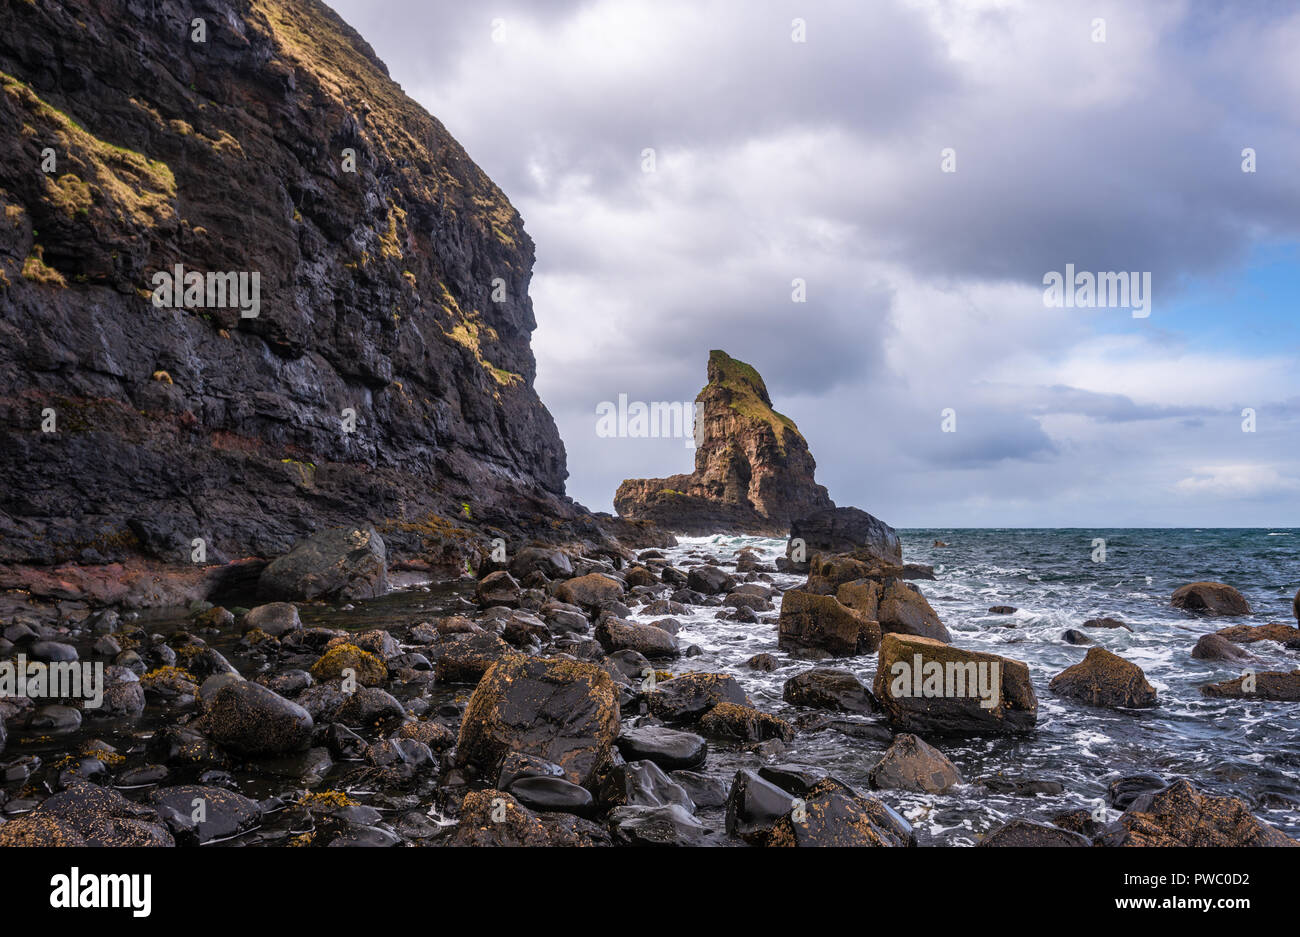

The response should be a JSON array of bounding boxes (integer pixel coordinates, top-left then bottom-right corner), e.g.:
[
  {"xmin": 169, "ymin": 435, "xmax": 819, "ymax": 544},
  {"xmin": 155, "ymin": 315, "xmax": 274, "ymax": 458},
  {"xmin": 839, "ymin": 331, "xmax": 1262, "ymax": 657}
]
[{"xmin": 614, "ymin": 350, "xmax": 834, "ymax": 535}]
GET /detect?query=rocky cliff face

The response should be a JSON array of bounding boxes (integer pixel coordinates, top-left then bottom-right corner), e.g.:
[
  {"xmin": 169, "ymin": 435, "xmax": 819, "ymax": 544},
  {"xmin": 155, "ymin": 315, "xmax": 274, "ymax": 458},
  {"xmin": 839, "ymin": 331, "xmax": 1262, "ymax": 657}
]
[
  {"xmin": 0, "ymin": 0, "xmax": 614, "ymax": 582},
  {"xmin": 614, "ymin": 350, "xmax": 833, "ymax": 535}
]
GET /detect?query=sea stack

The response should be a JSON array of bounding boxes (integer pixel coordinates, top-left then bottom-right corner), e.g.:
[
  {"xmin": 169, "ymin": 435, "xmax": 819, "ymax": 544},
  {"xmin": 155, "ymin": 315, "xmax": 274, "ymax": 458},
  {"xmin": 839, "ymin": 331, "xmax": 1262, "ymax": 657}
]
[{"xmin": 614, "ymin": 350, "xmax": 833, "ymax": 535}]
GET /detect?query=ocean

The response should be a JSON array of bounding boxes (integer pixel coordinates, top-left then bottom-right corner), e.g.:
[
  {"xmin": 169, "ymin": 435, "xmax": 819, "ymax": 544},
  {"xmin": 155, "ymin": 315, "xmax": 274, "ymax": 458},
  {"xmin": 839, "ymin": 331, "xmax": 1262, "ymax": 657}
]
[{"xmin": 640, "ymin": 528, "xmax": 1300, "ymax": 844}]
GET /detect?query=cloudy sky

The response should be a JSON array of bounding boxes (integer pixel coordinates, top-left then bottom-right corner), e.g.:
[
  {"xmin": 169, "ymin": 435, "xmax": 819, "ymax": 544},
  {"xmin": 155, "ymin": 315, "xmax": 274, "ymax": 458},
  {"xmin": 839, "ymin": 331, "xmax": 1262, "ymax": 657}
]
[{"xmin": 331, "ymin": 0, "xmax": 1300, "ymax": 527}]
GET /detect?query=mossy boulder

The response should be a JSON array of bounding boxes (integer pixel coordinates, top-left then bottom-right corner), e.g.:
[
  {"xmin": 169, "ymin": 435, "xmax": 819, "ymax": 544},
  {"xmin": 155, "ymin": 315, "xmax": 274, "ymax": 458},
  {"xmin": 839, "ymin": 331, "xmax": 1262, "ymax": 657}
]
[
  {"xmin": 309, "ymin": 643, "xmax": 387, "ymax": 687},
  {"xmin": 699, "ymin": 702, "xmax": 795, "ymax": 743},
  {"xmin": 0, "ymin": 779, "xmax": 173, "ymax": 847},
  {"xmin": 1170, "ymin": 581, "xmax": 1250, "ymax": 616},
  {"xmin": 766, "ymin": 777, "xmax": 914, "ymax": 847},
  {"xmin": 197, "ymin": 678, "xmax": 314, "ymax": 756},
  {"xmin": 1049, "ymin": 647, "xmax": 1157, "ymax": 709},
  {"xmin": 873, "ymin": 633, "xmax": 1037, "ymax": 734},
  {"xmin": 258, "ymin": 525, "xmax": 388, "ymax": 602},
  {"xmin": 645, "ymin": 672, "xmax": 752, "ymax": 724},
  {"xmin": 1106, "ymin": 779, "xmax": 1297, "ymax": 847},
  {"xmin": 778, "ymin": 589, "xmax": 881, "ymax": 657},
  {"xmin": 456, "ymin": 656, "xmax": 619, "ymax": 788},
  {"xmin": 1200, "ymin": 670, "xmax": 1300, "ymax": 702}
]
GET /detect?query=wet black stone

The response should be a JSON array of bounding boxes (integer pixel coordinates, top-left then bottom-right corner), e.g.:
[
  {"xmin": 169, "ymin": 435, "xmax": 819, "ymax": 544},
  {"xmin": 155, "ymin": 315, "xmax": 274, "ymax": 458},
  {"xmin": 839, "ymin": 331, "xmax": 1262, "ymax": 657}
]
[
  {"xmin": 617, "ymin": 725, "xmax": 708, "ymax": 770},
  {"xmin": 509, "ymin": 775, "xmax": 596, "ymax": 815}
]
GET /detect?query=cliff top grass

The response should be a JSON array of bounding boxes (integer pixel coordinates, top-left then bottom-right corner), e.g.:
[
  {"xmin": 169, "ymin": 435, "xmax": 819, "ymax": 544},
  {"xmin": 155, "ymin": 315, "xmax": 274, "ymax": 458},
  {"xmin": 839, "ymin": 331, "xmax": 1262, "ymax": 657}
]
[{"xmin": 704, "ymin": 350, "xmax": 801, "ymax": 452}]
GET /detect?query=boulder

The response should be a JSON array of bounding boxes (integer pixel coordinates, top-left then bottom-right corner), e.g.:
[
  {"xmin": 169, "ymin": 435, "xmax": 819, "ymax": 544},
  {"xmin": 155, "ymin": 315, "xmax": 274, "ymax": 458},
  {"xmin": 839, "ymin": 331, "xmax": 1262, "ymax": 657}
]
[
  {"xmin": 782, "ymin": 667, "xmax": 876, "ymax": 713},
  {"xmin": 767, "ymin": 777, "xmax": 914, "ymax": 847},
  {"xmin": 835, "ymin": 579, "xmax": 881, "ymax": 619},
  {"xmin": 1106, "ymin": 779, "xmax": 1297, "ymax": 847},
  {"xmin": 645, "ymin": 672, "xmax": 752, "ymax": 724},
  {"xmin": 608, "ymin": 804, "xmax": 707, "ymax": 846},
  {"xmin": 789, "ymin": 507, "xmax": 902, "ymax": 565},
  {"xmin": 1049, "ymin": 647, "xmax": 1157, "ymax": 709},
  {"xmin": 726, "ymin": 768, "xmax": 799, "ymax": 844},
  {"xmin": 309, "ymin": 643, "xmax": 387, "ymax": 687},
  {"xmin": 1215, "ymin": 622, "xmax": 1299, "ymax": 644},
  {"xmin": 242, "ymin": 602, "xmax": 302, "ymax": 637},
  {"xmin": 699, "ymin": 702, "xmax": 795, "ymax": 743},
  {"xmin": 509, "ymin": 546, "xmax": 574, "ymax": 581},
  {"xmin": 595, "ymin": 616, "xmax": 679, "ymax": 659},
  {"xmin": 148, "ymin": 784, "xmax": 262, "ymax": 844},
  {"xmin": 1200, "ymin": 670, "xmax": 1300, "ymax": 701},
  {"xmin": 687, "ymin": 565, "xmax": 735, "ymax": 595},
  {"xmin": 1082, "ymin": 617, "xmax": 1131, "ymax": 631},
  {"xmin": 456, "ymin": 656, "xmax": 619, "ymax": 788},
  {"xmin": 873, "ymin": 633, "xmax": 1037, "ymax": 734},
  {"xmin": 450, "ymin": 789, "xmax": 608, "ymax": 847},
  {"xmin": 868, "ymin": 733, "xmax": 961, "ymax": 793},
  {"xmin": 1191, "ymin": 633, "xmax": 1254, "ymax": 663},
  {"xmin": 778, "ymin": 589, "xmax": 881, "ymax": 657},
  {"xmin": 0, "ymin": 780, "xmax": 173, "ymax": 847},
  {"xmin": 877, "ymin": 581, "xmax": 950, "ymax": 642},
  {"xmin": 555, "ymin": 573, "xmax": 626, "ymax": 615},
  {"xmin": 617, "ymin": 725, "xmax": 708, "ymax": 771},
  {"xmin": 476, "ymin": 570, "xmax": 521, "ymax": 608},
  {"xmin": 258, "ymin": 525, "xmax": 388, "ymax": 601},
  {"xmin": 432, "ymin": 632, "xmax": 513, "ymax": 683},
  {"xmin": 197, "ymin": 679, "xmax": 313, "ymax": 755},
  {"xmin": 1170, "ymin": 581, "xmax": 1250, "ymax": 616}
]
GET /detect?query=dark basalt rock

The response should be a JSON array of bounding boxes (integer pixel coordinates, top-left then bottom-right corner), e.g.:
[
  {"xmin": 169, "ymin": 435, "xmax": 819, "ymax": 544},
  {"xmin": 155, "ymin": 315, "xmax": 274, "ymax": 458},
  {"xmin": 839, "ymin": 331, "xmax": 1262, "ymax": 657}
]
[
  {"xmin": 645, "ymin": 672, "xmax": 752, "ymax": 724},
  {"xmin": 456, "ymin": 656, "xmax": 619, "ymax": 789},
  {"xmin": 197, "ymin": 678, "xmax": 314, "ymax": 756},
  {"xmin": 726, "ymin": 768, "xmax": 798, "ymax": 844},
  {"xmin": 766, "ymin": 777, "xmax": 914, "ymax": 847},
  {"xmin": 258, "ymin": 526, "xmax": 388, "ymax": 602},
  {"xmin": 0, "ymin": 779, "xmax": 173, "ymax": 847},
  {"xmin": 508, "ymin": 776, "xmax": 596, "ymax": 816},
  {"xmin": 617, "ymin": 725, "xmax": 708, "ymax": 771},
  {"xmin": 614, "ymin": 351, "xmax": 834, "ymax": 535},
  {"xmin": 789, "ymin": 507, "xmax": 902, "ymax": 566},
  {"xmin": 148, "ymin": 784, "xmax": 262, "ymax": 845},
  {"xmin": 1106, "ymin": 779, "xmax": 1298, "ymax": 847},
  {"xmin": 868, "ymin": 733, "xmax": 961, "ymax": 793},
  {"xmin": 608, "ymin": 803, "xmax": 707, "ymax": 846},
  {"xmin": 595, "ymin": 616, "xmax": 679, "ymax": 659},
  {"xmin": 1191, "ymin": 633, "xmax": 1254, "ymax": 663},
  {"xmin": 782, "ymin": 667, "xmax": 876, "ymax": 713}
]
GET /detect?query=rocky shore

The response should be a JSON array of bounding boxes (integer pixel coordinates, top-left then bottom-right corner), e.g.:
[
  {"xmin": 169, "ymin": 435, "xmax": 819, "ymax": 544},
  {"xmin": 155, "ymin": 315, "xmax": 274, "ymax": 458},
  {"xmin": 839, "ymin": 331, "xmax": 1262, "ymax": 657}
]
[{"xmin": 2, "ymin": 520, "xmax": 1296, "ymax": 847}]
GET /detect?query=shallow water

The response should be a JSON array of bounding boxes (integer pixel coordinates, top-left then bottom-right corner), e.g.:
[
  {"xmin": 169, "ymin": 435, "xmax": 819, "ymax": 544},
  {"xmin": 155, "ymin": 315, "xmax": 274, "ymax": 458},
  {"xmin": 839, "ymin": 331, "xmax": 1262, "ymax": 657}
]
[{"xmin": 637, "ymin": 529, "xmax": 1300, "ymax": 844}]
